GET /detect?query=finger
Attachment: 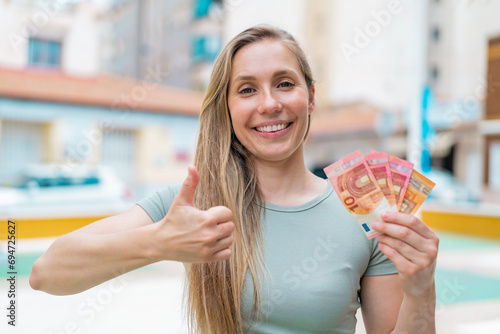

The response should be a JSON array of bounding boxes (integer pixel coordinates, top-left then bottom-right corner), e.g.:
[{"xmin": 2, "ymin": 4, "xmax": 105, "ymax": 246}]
[
  {"xmin": 211, "ymin": 247, "xmax": 232, "ymax": 261},
  {"xmin": 216, "ymin": 233, "xmax": 234, "ymax": 249},
  {"xmin": 176, "ymin": 165, "xmax": 199, "ymax": 206},
  {"xmin": 216, "ymin": 221, "xmax": 235, "ymax": 240},
  {"xmin": 377, "ymin": 233, "xmax": 421, "ymax": 264},
  {"xmin": 373, "ymin": 220, "xmax": 428, "ymax": 253},
  {"xmin": 378, "ymin": 241, "xmax": 418, "ymax": 274},
  {"xmin": 206, "ymin": 206, "xmax": 233, "ymax": 224},
  {"xmin": 381, "ymin": 211, "xmax": 437, "ymax": 239}
]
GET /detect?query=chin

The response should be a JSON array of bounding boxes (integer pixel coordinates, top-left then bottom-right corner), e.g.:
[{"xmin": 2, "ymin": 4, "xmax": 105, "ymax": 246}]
[{"xmin": 256, "ymin": 147, "xmax": 302, "ymax": 163}]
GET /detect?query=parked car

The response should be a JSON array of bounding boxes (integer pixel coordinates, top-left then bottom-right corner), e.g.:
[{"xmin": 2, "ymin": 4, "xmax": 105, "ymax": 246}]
[{"xmin": 0, "ymin": 164, "xmax": 133, "ymax": 217}]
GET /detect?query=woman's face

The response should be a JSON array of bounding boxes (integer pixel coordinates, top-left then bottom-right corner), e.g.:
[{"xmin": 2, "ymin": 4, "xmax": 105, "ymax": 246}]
[{"xmin": 227, "ymin": 39, "xmax": 315, "ymax": 166}]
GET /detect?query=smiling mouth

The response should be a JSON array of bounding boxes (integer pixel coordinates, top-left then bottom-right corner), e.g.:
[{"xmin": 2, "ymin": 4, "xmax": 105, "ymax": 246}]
[{"xmin": 254, "ymin": 122, "xmax": 292, "ymax": 133}]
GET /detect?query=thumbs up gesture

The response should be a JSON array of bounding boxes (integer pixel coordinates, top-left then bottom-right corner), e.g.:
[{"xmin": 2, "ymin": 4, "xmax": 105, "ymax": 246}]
[{"xmin": 151, "ymin": 166, "xmax": 235, "ymax": 263}]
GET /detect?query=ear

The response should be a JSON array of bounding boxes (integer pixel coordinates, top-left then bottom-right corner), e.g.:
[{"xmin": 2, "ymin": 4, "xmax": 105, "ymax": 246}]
[{"xmin": 308, "ymin": 85, "xmax": 316, "ymax": 115}]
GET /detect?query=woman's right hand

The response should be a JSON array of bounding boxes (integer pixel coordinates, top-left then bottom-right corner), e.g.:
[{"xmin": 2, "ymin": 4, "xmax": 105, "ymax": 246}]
[{"xmin": 151, "ymin": 165, "xmax": 235, "ymax": 263}]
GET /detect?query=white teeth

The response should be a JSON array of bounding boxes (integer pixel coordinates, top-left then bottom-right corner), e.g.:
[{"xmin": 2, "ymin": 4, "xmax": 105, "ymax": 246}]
[{"xmin": 256, "ymin": 123, "xmax": 289, "ymax": 132}]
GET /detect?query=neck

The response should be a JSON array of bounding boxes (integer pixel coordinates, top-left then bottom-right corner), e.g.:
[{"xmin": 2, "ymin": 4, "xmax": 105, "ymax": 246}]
[{"xmin": 253, "ymin": 149, "xmax": 326, "ymax": 206}]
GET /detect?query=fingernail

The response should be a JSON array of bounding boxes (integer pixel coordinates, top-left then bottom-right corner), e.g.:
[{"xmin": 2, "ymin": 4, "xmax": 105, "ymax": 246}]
[
  {"xmin": 382, "ymin": 212, "xmax": 389, "ymax": 219},
  {"xmin": 372, "ymin": 221, "xmax": 379, "ymax": 229}
]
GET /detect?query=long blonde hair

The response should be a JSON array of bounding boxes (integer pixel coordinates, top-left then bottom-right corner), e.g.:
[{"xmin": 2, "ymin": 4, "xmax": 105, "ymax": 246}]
[{"xmin": 186, "ymin": 25, "xmax": 314, "ymax": 334}]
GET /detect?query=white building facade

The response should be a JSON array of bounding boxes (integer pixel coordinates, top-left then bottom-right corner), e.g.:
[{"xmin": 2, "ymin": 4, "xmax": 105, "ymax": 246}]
[{"xmin": 0, "ymin": 0, "xmax": 104, "ymax": 76}]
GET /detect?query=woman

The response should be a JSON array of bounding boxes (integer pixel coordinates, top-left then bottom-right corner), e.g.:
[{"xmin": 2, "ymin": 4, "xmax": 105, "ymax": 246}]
[{"xmin": 30, "ymin": 25, "xmax": 439, "ymax": 334}]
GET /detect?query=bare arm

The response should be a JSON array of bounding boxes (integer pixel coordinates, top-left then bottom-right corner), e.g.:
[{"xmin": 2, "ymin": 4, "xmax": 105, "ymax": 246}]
[
  {"xmin": 30, "ymin": 166, "xmax": 234, "ymax": 295},
  {"xmin": 361, "ymin": 212, "xmax": 438, "ymax": 334},
  {"xmin": 29, "ymin": 205, "xmax": 158, "ymax": 295},
  {"xmin": 360, "ymin": 274, "xmax": 403, "ymax": 333},
  {"xmin": 361, "ymin": 274, "xmax": 436, "ymax": 334}
]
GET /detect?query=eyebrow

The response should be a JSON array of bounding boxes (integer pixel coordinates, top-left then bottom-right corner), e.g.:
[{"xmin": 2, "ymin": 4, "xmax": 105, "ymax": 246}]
[{"xmin": 233, "ymin": 69, "xmax": 296, "ymax": 83}]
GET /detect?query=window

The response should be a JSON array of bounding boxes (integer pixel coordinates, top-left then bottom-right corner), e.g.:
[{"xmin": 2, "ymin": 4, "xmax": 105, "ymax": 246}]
[
  {"xmin": 193, "ymin": 0, "xmax": 212, "ymax": 18},
  {"xmin": 488, "ymin": 139, "xmax": 500, "ymax": 190},
  {"xmin": 28, "ymin": 38, "xmax": 62, "ymax": 69},
  {"xmin": 430, "ymin": 66, "xmax": 439, "ymax": 82},
  {"xmin": 192, "ymin": 35, "xmax": 222, "ymax": 63},
  {"xmin": 193, "ymin": 0, "xmax": 222, "ymax": 18},
  {"xmin": 431, "ymin": 27, "xmax": 440, "ymax": 41},
  {"xmin": 0, "ymin": 120, "xmax": 44, "ymax": 183}
]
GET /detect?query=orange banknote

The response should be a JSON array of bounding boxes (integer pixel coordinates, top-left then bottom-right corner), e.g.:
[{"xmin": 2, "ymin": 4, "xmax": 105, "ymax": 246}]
[
  {"xmin": 399, "ymin": 170, "xmax": 436, "ymax": 215},
  {"xmin": 365, "ymin": 151, "xmax": 397, "ymax": 210},
  {"xmin": 324, "ymin": 150, "xmax": 392, "ymax": 239},
  {"xmin": 389, "ymin": 156, "xmax": 414, "ymax": 211}
]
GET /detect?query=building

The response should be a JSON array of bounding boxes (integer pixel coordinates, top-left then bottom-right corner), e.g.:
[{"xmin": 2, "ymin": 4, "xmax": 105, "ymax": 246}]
[
  {"xmin": 0, "ymin": 0, "xmax": 224, "ymax": 90},
  {"xmin": 0, "ymin": 0, "xmax": 104, "ymax": 77},
  {"xmin": 0, "ymin": 0, "xmax": 230, "ymax": 200},
  {"xmin": 425, "ymin": 0, "xmax": 500, "ymax": 201},
  {"xmin": 482, "ymin": 36, "xmax": 500, "ymax": 201},
  {"xmin": 0, "ymin": 68, "xmax": 203, "ymax": 199},
  {"xmin": 107, "ymin": 0, "xmax": 224, "ymax": 91},
  {"xmin": 98, "ymin": 0, "xmax": 142, "ymax": 79}
]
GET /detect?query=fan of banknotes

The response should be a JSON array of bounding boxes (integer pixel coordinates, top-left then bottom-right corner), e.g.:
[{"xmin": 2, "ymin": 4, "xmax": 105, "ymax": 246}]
[{"xmin": 323, "ymin": 150, "xmax": 435, "ymax": 239}]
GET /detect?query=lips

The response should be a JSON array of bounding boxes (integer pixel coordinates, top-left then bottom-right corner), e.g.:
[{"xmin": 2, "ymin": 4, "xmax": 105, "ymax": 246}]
[{"xmin": 255, "ymin": 122, "xmax": 291, "ymax": 133}]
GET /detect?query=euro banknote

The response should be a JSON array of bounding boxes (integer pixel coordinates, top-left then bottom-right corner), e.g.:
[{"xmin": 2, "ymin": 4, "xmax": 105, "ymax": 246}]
[
  {"xmin": 325, "ymin": 150, "xmax": 435, "ymax": 239},
  {"xmin": 389, "ymin": 156, "xmax": 414, "ymax": 211},
  {"xmin": 399, "ymin": 169, "xmax": 436, "ymax": 215},
  {"xmin": 365, "ymin": 151, "xmax": 397, "ymax": 210},
  {"xmin": 324, "ymin": 150, "xmax": 392, "ymax": 239}
]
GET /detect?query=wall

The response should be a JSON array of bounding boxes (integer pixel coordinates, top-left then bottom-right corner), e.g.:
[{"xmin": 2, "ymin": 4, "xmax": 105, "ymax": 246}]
[
  {"xmin": 0, "ymin": 0, "xmax": 102, "ymax": 76},
  {"xmin": 0, "ymin": 98, "xmax": 200, "ymax": 198}
]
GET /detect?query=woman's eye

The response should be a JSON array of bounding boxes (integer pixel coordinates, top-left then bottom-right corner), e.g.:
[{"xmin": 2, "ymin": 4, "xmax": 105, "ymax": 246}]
[
  {"xmin": 238, "ymin": 87, "xmax": 254, "ymax": 94},
  {"xmin": 278, "ymin": 81, "xmax": 295, "ymax": 88}
]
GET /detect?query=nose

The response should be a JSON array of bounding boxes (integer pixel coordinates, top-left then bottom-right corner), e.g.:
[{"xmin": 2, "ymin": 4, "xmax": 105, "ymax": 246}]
[{"xmin": 257, "ymin": 89, "xmax": 282, "ymax": 114}]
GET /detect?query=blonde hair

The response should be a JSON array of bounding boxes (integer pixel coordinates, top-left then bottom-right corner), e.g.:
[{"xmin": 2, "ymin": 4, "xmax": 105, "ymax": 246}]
[{"xmin": 186, "ymin": 25, "xmax": 314, "ymax": 333}]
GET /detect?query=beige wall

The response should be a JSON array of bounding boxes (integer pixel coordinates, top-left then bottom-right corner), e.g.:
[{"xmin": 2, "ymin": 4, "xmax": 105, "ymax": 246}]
[
  {"xmin": 304, "ymin": 0, "xmax": 334, "ymax": 112},
  {"xmin": 429, "ymin": 0, "xmax": 500, "ymax": 100},
  {"xmin": 137, "ymin": 126, "xmax": 189, "ymax": 185},
  {"xmin": 42, "ymin": 120, "xmax": 64, "ymax": 163},
  {"xmin": 454, "ymin": 132, "xmax": 483, "ymax": 199}
]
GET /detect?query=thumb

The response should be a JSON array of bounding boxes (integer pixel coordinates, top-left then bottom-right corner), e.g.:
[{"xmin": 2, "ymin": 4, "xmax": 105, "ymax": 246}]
[{"xmin": 176, "ymin": 165, "xmax": 199, "ymax": 206}]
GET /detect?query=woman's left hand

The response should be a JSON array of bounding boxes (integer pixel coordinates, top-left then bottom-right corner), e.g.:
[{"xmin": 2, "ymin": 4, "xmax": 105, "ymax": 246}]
[{"xmin": 372, "ymin": 211, "xmax": 439, "ymax": 298}]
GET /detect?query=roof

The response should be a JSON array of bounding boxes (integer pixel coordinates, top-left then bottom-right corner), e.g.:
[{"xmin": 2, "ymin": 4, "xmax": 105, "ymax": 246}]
[
  {"xmin": 0, "ymin": 67, "xmax": 204, "ymax": 116},
  {"xmin": 309, "ymin": 103, "xmax": 385, "ymax": 139}
]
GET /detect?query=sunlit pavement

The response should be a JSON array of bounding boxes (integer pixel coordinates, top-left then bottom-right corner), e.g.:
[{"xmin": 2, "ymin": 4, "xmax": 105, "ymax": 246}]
[{"xmin": 1, "ymin": 231, "xmax": 500, "ymax": 334}]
